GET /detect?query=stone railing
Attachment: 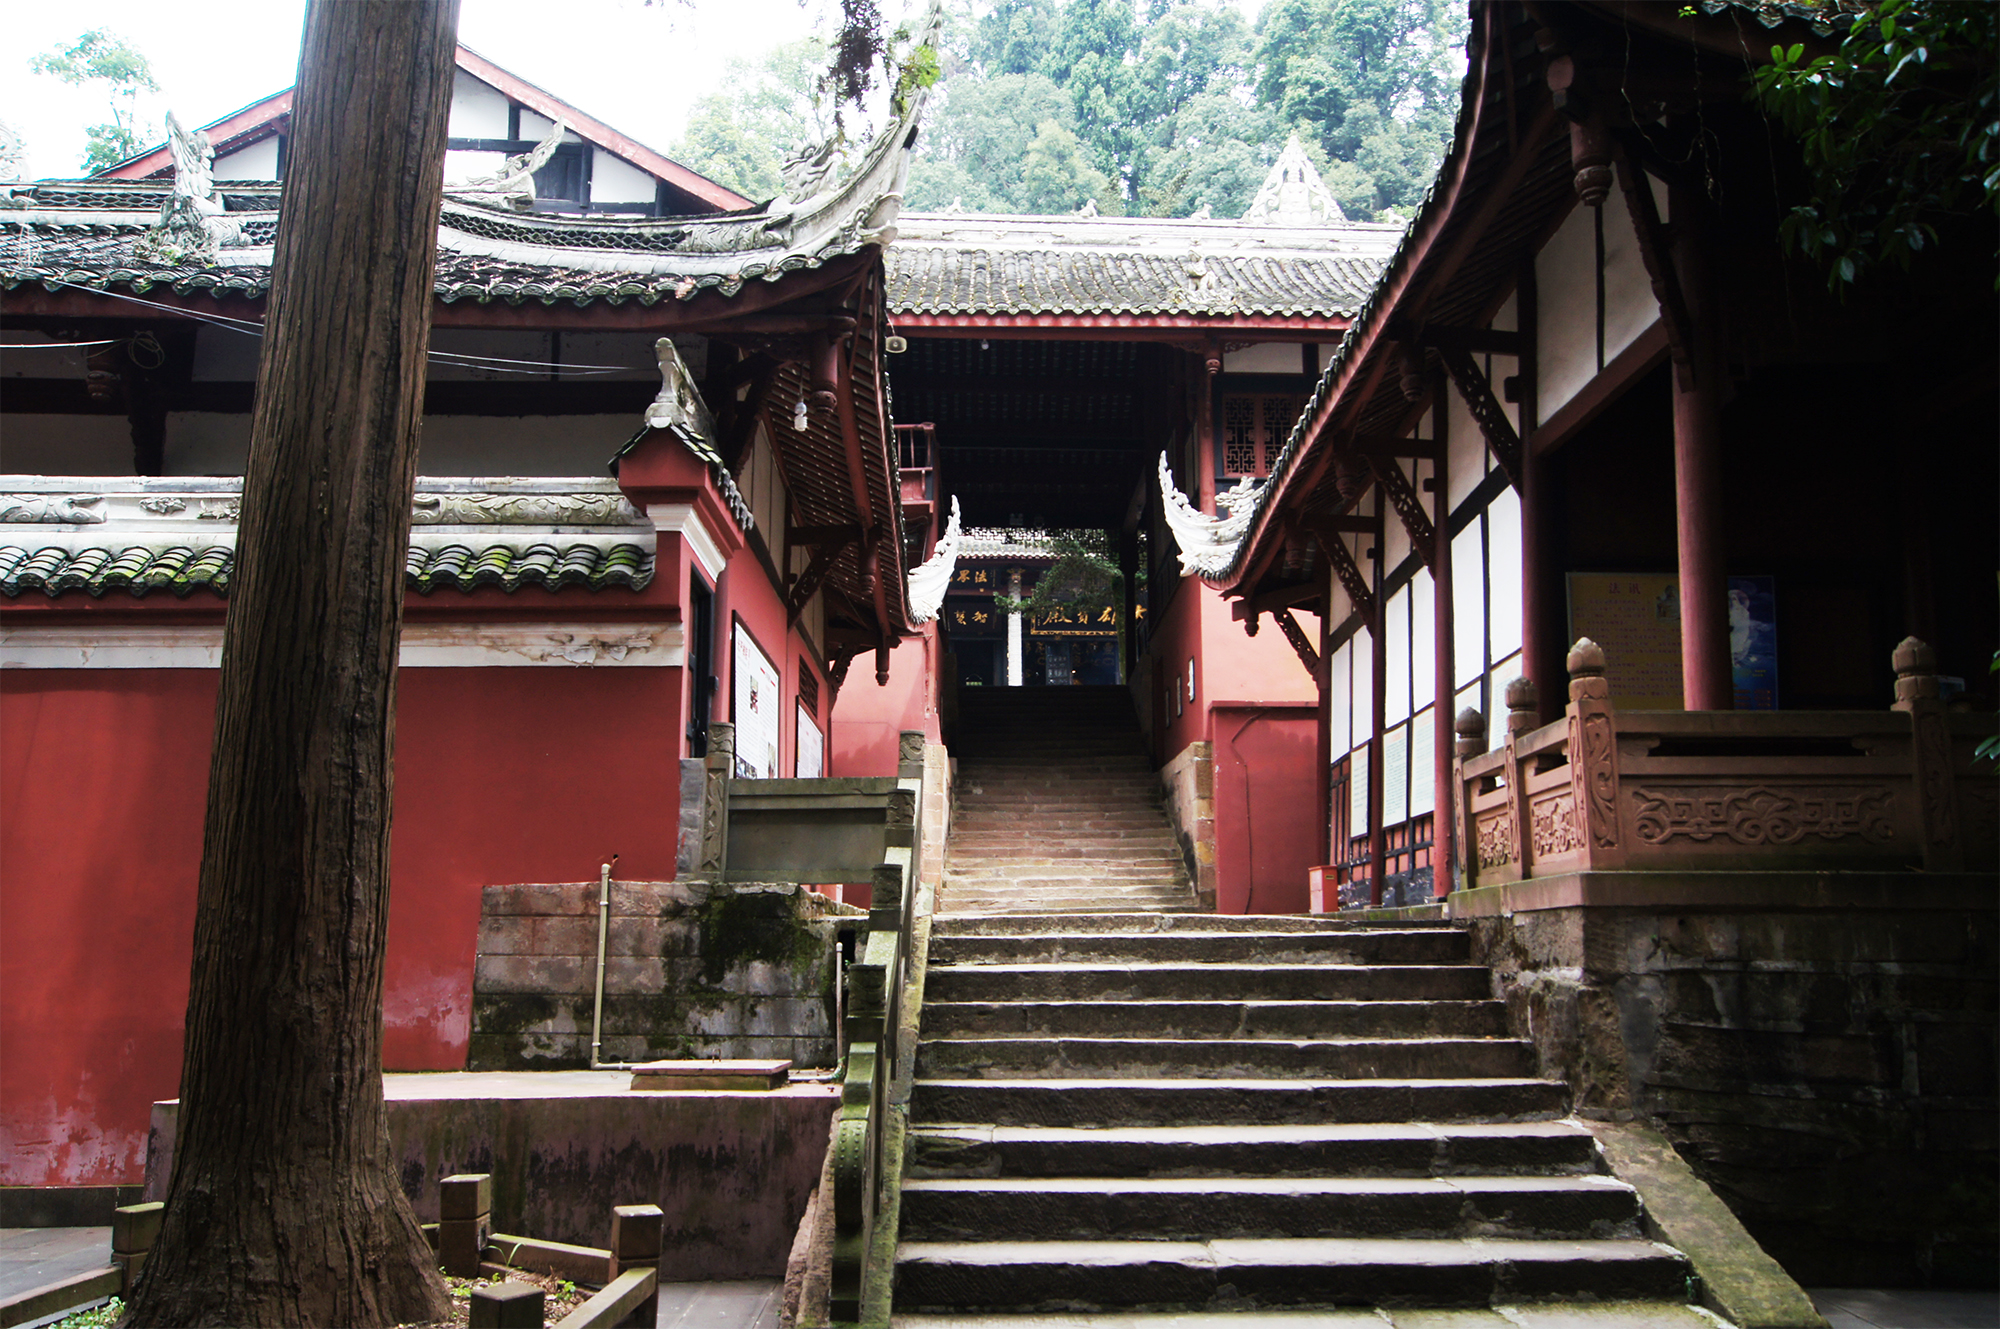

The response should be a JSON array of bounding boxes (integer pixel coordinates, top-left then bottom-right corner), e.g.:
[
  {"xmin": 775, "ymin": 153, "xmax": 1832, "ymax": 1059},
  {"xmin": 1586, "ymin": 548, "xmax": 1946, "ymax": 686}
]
[
  {"xmin": 687, "ymin": 723, "xmax": 918, "ymax": 885},
  {"xmin": 684, "ymin": 724, "xmax": 930, "ymax": 1322},
  {"xmin": 1454, "ymin": 638, "xmax": 1996, "ymax": 888}
]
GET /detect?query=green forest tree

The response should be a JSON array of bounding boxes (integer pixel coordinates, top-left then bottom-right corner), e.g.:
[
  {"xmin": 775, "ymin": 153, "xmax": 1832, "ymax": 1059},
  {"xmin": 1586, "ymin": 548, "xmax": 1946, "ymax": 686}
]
[
  {"xmin": 685, "ymin": 0, "xmax": 1465, "ymax": 220},
  {"xmin": 28, "ymin": 29, "xmax": 159, "ymax": 172}
]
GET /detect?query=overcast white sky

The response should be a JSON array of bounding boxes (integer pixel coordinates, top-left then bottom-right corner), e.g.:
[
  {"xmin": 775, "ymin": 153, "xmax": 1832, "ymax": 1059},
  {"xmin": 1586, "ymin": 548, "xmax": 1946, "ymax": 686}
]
[{"xmin": 3, "ymin": 0, "xmax": 902, "ymax": 180}]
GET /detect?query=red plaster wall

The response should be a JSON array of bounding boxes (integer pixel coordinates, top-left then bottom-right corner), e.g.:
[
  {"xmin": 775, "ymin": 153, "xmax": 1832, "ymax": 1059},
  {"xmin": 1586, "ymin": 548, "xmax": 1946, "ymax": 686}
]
[
  {"xmin": 0, "ymin": 663, "xmax": 684, "ymax": 1187},
  {"xmin": 1148, "ymin": 579, "xmax": 1318, "ymax": 763},
  {"xmin": 1211, "ymin": 703, "xmax": 1319, "ymax": 915},
  {"xmin": 830, "ymin": 626, "xmax": 940, "ymax": 778}
]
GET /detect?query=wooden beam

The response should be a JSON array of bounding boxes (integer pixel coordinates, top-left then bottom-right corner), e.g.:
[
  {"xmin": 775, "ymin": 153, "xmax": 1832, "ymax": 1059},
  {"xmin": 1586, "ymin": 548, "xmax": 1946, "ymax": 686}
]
[
  {"xmin": 1231, "ymin": 580, "xmax": 1321, "ymax": 621},
  {"xmin": 787, "ymin": 537, "xmax": 850, "ymax": 624},
  {"xmin": 1388, "ymin": 319, "xmax": 1524, "ymax": 357},
  {"xmin": 1367, "ymin": 455, "xmax": 1437, "ymax": 574},
  {"xmin": 1438, "ymin": 346, "xmax": 1523, "ymax": 489},
  {"xmin": 789, "ymin": 524, "xmax": 864, "ymax": 547},
  {"xmin": 1614, "ymin": 149, "xmax": 1696, "ymax": 391}
]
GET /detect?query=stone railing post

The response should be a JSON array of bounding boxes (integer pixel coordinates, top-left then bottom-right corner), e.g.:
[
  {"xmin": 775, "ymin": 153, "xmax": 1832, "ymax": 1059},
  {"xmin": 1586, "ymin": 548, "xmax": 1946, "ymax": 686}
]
[
  {"xmin": 439, "ymin": 1173, "xmax": 493, "ymax": 1278},
  {"xmin": 1892, "ymin": 636, "xmax": 1963, "ymax": 871},
  {"xmin": 468, "ymin": 1281, "xmax": 542, "ymax": 1329},
  {"xmin": 1565, "ymin": 638, "xmax": 1624, "ymax": 868},
  {"xmin": 609, "ymin": 1203, "xmax": 664, "ymax": 1327},
  {"xmin": 897, "ymin": 729, "xmax": 925, "ymax": 780},
  {"xmin": 697, "ymin": 722, "xmax": 734, "ymax": 879},
  {"xmin": 1502, "ymin": 678, "xmax": 1537, "ymax": 878},
  {"xmin": 112, "ymin": 1200, "xmax": 164, "ymax": 1292},
  {"xmin": 1452, "ymin": 706, "xmax": 1486, "ymax": 889}
]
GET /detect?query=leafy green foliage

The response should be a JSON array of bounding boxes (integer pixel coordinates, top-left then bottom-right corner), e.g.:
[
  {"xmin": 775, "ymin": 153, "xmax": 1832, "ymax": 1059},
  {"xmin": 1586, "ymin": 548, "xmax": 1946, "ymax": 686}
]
[
  {"xmin": 52, "ymin": 1298, "xmax": 121, "ymax": 1329},
  {"xmin": 1749, "ymin": 0, "xmax": 1999, "ymax": 290},
  {"xmin": 28, "ymin": 29, "xmax": 159, "ymax": 173},
  {"xmin": 671, "ymin": 40, "xmax": 840, "ymax": 201},
  {"xmin": 993, "ymin": 530, "xmax": 1129, "ymax": 617}
]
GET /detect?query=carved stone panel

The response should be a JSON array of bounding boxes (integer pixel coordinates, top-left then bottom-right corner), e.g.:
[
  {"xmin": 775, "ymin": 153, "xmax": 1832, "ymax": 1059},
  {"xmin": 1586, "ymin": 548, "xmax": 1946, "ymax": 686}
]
[
  {"xmin": 1529, "ymin": 791, "xmax": 1583, "ymax": 859},
  {"xmin": 1630, "ymin": 785, "xmax": 1898, "ymax": 847},
  {"xmin": 1475, "ymin": 805, "xmax": 1516, "ymax": 871},
  {"xmin": 1569, "ymin": 707, "xmax": 1621, "ymax": 851}
]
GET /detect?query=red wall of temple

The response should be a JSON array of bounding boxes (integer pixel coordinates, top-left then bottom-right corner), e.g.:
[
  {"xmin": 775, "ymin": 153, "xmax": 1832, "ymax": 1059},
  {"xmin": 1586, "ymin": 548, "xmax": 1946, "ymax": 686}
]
[
  {"xmin": 830, "ymin": 625, "xmax": 941, "ymax": 778},
  {"xmin": 1210, "ymin": 702, "xmax": 1319, "ymax": 915},
  {"xmin": 0, "ymin": 663, "xmax": 684, "ymax": 1188}
]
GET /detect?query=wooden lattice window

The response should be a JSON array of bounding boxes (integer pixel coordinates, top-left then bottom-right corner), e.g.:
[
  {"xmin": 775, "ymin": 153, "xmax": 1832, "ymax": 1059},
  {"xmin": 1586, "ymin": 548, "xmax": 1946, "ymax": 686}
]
[
  {"xmin": 797, "ymin": 659, "xmax": 819, "ymax": 719},
  {"xmin": 1221, "ymin": 393, "xmax": 1306, "ymax": 479}
]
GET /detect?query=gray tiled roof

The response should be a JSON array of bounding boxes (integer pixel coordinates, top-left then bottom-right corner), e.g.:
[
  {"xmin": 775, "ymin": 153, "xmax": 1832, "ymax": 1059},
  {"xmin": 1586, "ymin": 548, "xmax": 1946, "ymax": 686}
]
[
  {"xmin": 0, "ymin": 540, "xmax": 652, "ymax": 598},
  {"xmin": 886, "ymin": 213, "xmax": 1404, "ymax": 319},
  {"xmin": 0, "ymin": 477, "xmax": 654, "ymax": 598}
]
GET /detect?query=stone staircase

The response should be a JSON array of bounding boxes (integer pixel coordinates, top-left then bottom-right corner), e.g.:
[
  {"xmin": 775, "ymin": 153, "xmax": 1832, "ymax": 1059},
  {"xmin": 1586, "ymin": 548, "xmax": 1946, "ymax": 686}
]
[
  {"xmin": 894, "ymin": 912, "xmax": 1695, "ymax": 1316},
  {"xmin": 943, "ymin": 686, "xmax": 1194, "ymax": 914}
]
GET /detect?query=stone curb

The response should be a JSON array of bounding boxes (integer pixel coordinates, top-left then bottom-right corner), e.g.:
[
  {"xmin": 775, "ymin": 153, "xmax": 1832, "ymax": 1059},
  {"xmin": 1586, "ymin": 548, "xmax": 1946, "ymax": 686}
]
[{"xmin": 1588, "ymin": 1119, "xmax": 1828, "ymax": 1329}]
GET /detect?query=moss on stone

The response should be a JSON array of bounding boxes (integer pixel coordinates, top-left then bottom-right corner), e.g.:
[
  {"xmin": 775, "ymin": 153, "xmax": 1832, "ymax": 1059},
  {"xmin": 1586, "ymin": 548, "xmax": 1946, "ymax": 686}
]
[{"xmin": 696, "ymin": 888, "xmax": 822, "ymax": 986}]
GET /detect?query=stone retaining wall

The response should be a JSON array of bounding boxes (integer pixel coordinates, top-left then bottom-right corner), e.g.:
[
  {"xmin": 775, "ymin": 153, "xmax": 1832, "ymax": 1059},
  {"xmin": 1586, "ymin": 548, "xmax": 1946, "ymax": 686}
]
[
  {"xmin": 1457, "ymin": 871, "xmax": 1997, "ymax": 1288},
  {"xmin": 470, "ymin": 881, "xmax": 853, "ymax": 1071},
  {"xmin": 1160, "ymin": 740, "xmax": 1216, "ymax": 909}
]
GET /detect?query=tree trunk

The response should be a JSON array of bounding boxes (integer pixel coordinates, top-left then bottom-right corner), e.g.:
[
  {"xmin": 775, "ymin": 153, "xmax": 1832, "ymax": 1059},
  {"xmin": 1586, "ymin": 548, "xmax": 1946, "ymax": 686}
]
[{"xmin": 124, "ymin": 2, "xmax": 460, "ymax": 1325}]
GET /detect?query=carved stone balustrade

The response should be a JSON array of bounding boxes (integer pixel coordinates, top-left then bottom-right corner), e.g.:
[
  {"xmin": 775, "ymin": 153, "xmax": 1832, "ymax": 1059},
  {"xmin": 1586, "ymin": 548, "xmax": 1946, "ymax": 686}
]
[{"xmin": 1455, "ymin": 638, "xmax": 1998, "ymax": 887}]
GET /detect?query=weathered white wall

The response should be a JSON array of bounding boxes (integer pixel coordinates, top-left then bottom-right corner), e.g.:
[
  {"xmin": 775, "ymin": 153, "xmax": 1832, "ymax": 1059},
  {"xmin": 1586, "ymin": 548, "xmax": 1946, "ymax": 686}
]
[
  {"xmin": 213, "ymin": 137, "xmax": 279, "ymax": 181},
  {"xmin": 591, "ymin": 149, "xmax": 656, "ymax": 205},
  {"xmin": 449, "ymin": 70, "xmax": 510, "ymax": 138},
  {"xmin": 0, "ymin": 416, "xmax": 135, "ymax": 474}
]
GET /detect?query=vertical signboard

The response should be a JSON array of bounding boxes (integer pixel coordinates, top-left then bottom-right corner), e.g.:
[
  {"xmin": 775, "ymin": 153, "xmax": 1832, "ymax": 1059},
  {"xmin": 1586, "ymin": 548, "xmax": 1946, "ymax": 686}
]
[
  {"xmin": 796, "ymin": 703, "xmax": 824, "ymax": 778},
  {"xmin": 733, "ymin": 623, "xmax": 781, "ymax": 779}
]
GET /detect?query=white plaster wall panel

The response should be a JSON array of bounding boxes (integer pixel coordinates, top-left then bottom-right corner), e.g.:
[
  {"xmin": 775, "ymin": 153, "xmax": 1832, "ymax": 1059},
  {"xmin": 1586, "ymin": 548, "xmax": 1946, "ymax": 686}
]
[
  {"xmin": 1222, "ymin": 343, "xmax": 1305, "ymax": 374},
  {"xmin": 1492, "ymin": 293, "xmax": 1518, "ymax": 332},
  {"xmin": 191, "ymin": 327, "xmax": 261, "ymax": 382},
  {"xmin": 1382, "ymin": 488, "xmax": 1410, "ymax": 569},
  {"xmin": 1486, "ymin": 485, "xmax": 1523, "ymax": 663},
  {"xmin": 1348, "ymin": 624, "xmax": 1372, "ymax": 765},
  {"xmin": 560, "ymin": 332, "xmax": 672, "ymax": 382},
  {"xmin": 1410, "ymin": 569, "xmax": 1435, "ymax": 712},
  {"xmin": 449, "ymin": 71, "xmax": 511, "ymax": 138},
  {"xmin": 415, "ymin": 415, "xmax": 633, "ymax": 475},
  {"xmin": 591, "ymin": 150, "xmax": 657, "ymax": 205},
  {"xmin": 517, "ymin": 110, "xmax": 584, "ymax": 145},
  {"xmin": 0, "ymin": 416, "xmax": 136, "ymax": 474},
  {"xmin": 1451, "ymin": 523, "xmax": 1485, "ymax": 688},
  {"xmin": 1445, "ymin": 370, "xmax": 1489, "ymax": 507},
  {"xmin": 1535, "ymin": 203, "xmax": 1596, "ymax": 418},
  {"xmin": 1323, "ymin": 555, "xmax": 1352, "ymax": 627},
  {"xmin": 1599, "ymin": 182, "xmax": 1660, "ymax": 365},
  {"xmin": 444, "ymin": 149, "xmax": 508, "ymax": 187},
  {"xmin": 2, "ymin": 340, "xmax": 87, "ymax": 379},
  {"xmin": 1385, "ymin": 585, "xmax": 1411, "ymax": 725},
  {"xmin": 1409, "ymin": 705, "xmax": 1435, "ymax": 818},
  {"xmin": 1328, "ymin": 639, "xmax": 1353, "ymax": 753},
  {"xmin": 164, "ymin": 412, "xmax": 252, "ymax": 474},
  {"xmin": 214, "ymin": 137, "xmax": 279, "ymax": 181},
  {"xmin": 427, "ymin": 330, "xmax": 557, "ymax": 382}
]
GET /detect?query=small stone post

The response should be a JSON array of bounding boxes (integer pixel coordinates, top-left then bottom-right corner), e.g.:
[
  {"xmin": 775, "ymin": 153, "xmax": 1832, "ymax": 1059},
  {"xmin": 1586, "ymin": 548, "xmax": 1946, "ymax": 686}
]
[
  {"xmin": 468, "ymin": 1281, "xmax": 544, "ymax": 1329},
  {"xmin": 1565, "ymin": 638, "xmax": 1623, "ymax": 868},
  {"xmin": 1501, "ymin": 678, "xmax": 1536, "ymax": 878},
  {"xmin": 1892, "ymin": 637, "xmax": 1963, "ymax": 871},
  {"xmin": 1452, "ymin": 707, "xmax": 1486, "ymax": 891},
  {"xmin": 698, "ymin": 722, "xmax": 735, "ymax": 878},
  {"xmin": 610, "ymin": 1203, "xmax": 665, "ymax": 1327},
  {"xmin": 438, "ymin": 1173, "xmax": 493, "ymax": 1278},
  {"xmin": 112, "ymin": 1200, "xmax": 164, "ymax": 1292}
]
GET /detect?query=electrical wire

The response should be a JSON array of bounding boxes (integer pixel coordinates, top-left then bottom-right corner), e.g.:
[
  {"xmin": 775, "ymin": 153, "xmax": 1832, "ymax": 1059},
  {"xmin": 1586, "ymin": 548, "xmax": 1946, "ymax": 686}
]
[{"xmin": 0, "ymin": 338, "xmax": 119, "ymax": 349}]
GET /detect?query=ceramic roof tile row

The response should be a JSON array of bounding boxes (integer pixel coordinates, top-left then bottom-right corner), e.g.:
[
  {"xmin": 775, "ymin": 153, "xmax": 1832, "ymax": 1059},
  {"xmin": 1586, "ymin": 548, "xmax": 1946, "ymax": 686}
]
[
  {"xmin": 0, "ymin": 541, "xmax": 653, "ymax": 598},
  {"xmin": 885, "ymin": 242, "xmax": 1390, "ymax": 318}
]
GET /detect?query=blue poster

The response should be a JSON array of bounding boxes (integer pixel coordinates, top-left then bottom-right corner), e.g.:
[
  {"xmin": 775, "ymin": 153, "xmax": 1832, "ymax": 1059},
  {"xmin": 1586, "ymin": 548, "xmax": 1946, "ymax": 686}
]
[{"xmin": 1729, "ymin": 576, "xmax": 1778, "ymax": 711}]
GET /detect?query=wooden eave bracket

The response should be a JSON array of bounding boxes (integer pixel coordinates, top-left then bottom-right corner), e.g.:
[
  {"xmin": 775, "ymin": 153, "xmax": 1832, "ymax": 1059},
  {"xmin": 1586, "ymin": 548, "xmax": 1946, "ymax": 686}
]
[
  {"xmin": 1272, "ymin": 607, "xmax": 1320, "ymax": 676},
  {"xmin": 1614, "ymin": 149, "xmax": 1696, "ymax": 391},
  {"xmin": 1317, "ymin": 531, "xmax": 1377, "ymax": 631},
  {"xmin": 1439, "ymin": 346, "xmax": 1523, "ymax": 490},
  {"xmin": 1366, "ymin": 455, "xmax": 1437, "ymax": 574},
  {"xmin": 787, "ymin": 536, "xmax": 851, "ymax": 624}
]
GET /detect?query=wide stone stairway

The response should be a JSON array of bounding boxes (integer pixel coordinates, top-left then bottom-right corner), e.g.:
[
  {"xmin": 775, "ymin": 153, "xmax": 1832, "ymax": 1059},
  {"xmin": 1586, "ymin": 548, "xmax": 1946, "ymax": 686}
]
[
  {"xmin": 893, "ymin": 912, "xmax": 1697, "ymax": 1317},
  {"xmin": 942, "ymin": 686, "xmax": 1194, "ymax": 914}
]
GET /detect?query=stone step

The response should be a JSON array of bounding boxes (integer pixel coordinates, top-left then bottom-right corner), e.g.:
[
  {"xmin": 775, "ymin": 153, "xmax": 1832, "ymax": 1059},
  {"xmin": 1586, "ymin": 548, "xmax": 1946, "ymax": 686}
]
[
  {"xmin": 929, "ymin": 913, "xmax": 1452, "ymax": 935},
  {"xmin": 940, "ymin": 900, "xmax": 1203, "ymax": 917},
  {"xmin": 950, "ymin": 828, "xmax": 1180, "ymax": 845},
  {"xmin": 893, "ymin": 1306, "xmax": 1722, "ymax": 1329},
  {"xmin": 905, "ymin": 1121, "xmax": 1602, "ymax": 1180},
  {"xmin": 920, "ymin": 999, "xmax": 1510, "ymax": 1041},
  {"xmin": 947, "ymin": 843, "xmax": 1185, "ymax": 862},
  {"xmin": 899, "ymin": 1174, "xmax": 1645, "ymax": 1243},
  {"xmin": 930, "ymin": 931, "xmax": 1470, "ymax": 966},
  {"xmin": 892, "ymin": 1236, "xmax": 1690, "ymax": 1310},
  {"xmin": 910, "ymin": 1078, "xmax": 1571, "ymax": 1128},
  {"xmin": 922, "ymin": 964, "xmax": 1492, "ymax": 1004},
  {"xmin": 916, "ymin": 1036, "xmax": 1537, "ymax": 1082}
]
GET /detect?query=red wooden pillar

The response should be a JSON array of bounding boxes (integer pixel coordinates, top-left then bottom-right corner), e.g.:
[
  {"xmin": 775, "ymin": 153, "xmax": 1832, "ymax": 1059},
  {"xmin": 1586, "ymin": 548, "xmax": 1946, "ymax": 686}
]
[
  {"xmin": 1669, "ymin": 183, "xmax": 1732, "ymax": 711},
  {"xmin": 1515, "ymin": 262, "xmax": 1563, "ymax": 724},
  {"xmin": 1432, "ymin": 389, "xmax": 1456, "ymax": 897},
  {"xmin": 1367, "ymin": 519, "xmax": 1387, "ymax": 907}
]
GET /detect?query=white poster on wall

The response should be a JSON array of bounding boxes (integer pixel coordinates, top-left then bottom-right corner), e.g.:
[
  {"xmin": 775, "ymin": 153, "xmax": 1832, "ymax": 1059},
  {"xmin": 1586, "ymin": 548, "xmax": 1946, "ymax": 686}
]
[
  {"xmin": 733, "ymin": 624, "xmax": 781, "ymax": 779},
  {"xmin": 796, "ymin": 703, "xmax": 824, "ymax": 778}
]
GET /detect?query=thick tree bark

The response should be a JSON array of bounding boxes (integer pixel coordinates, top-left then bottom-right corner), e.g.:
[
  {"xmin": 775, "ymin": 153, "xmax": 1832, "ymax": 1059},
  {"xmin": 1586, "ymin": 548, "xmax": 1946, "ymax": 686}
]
[{"xmin": 124, "ymin": 3, "xmax": 460, "ymax": 1325}]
